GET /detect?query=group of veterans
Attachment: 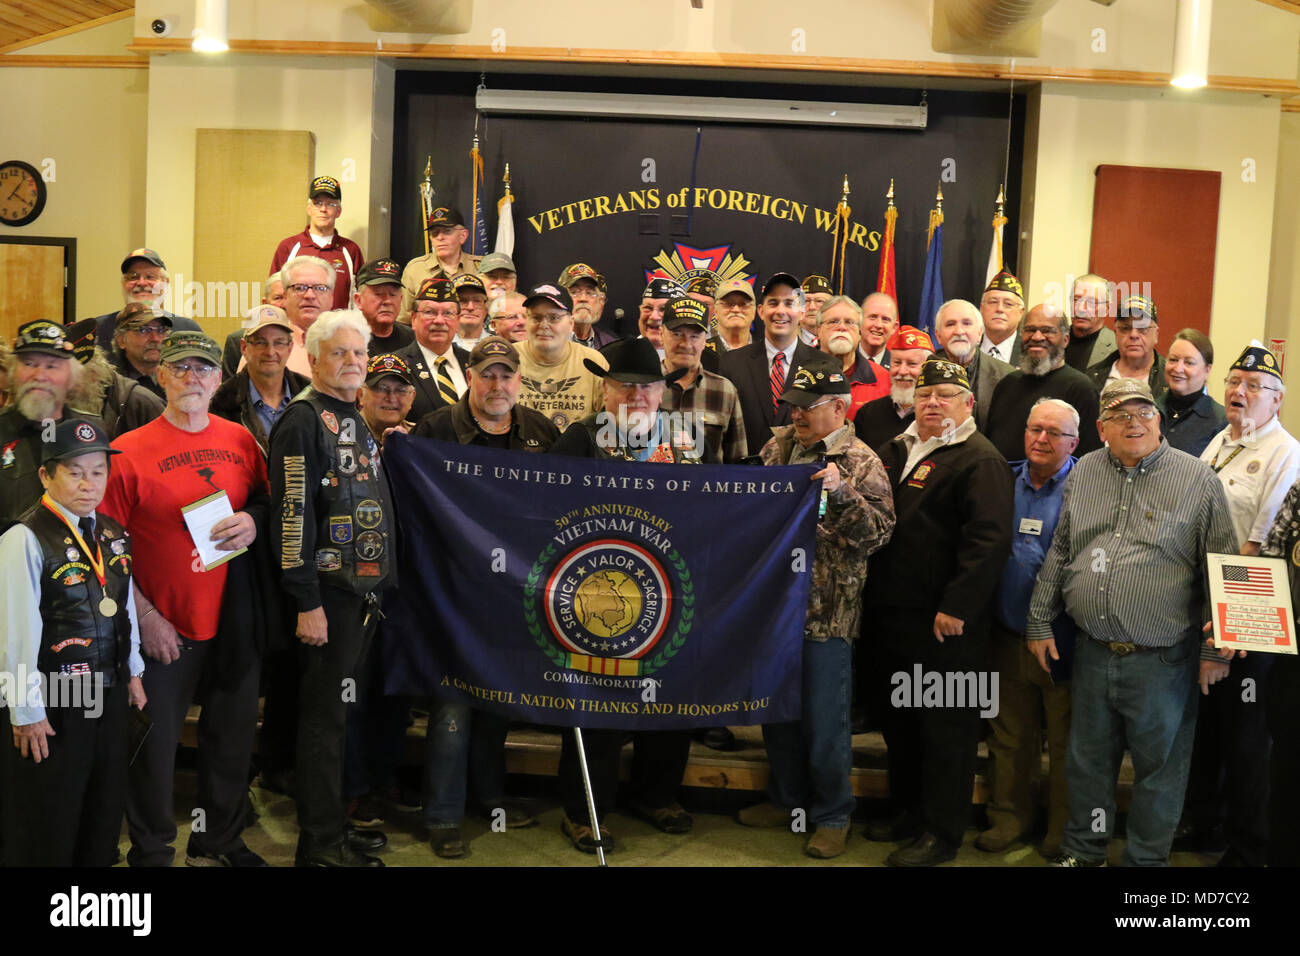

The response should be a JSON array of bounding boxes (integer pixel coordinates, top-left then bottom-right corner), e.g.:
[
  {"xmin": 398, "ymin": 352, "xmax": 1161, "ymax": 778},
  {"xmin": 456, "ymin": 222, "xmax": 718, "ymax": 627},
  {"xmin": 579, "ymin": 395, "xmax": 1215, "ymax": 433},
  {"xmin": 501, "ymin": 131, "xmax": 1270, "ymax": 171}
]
[{"xmin": 1, "ymin": 173, "xmax": 1297, "ymax": 869}]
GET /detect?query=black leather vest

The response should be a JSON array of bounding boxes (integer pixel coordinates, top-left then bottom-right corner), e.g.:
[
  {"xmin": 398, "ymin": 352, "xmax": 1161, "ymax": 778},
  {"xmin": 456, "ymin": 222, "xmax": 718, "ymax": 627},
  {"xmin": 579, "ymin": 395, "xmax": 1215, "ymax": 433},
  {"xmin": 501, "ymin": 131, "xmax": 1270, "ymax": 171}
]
[
  {"xmin": 298, "ymin": 389, "xmax": 392, "ymax": 594},
  {"xmin": 22, "ymin": 502, "xmax": 132, "ymax": 684}
]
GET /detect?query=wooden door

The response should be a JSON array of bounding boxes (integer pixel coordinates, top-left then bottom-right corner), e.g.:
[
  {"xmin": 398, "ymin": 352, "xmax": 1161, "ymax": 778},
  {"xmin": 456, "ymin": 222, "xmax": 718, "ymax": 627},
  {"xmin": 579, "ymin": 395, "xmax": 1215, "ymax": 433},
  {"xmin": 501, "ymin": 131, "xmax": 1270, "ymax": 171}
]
[{"xmin": 0, "ymin": 239, "xmax": 67, "ymax": 345}]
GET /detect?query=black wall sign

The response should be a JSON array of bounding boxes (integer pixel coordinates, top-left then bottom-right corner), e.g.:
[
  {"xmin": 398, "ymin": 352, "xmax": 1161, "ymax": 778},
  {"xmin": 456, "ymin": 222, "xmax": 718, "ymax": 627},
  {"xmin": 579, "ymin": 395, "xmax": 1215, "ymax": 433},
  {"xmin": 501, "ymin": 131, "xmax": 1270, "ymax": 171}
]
[{"xmin": 393, "ymin": 72, "xmax": 1025, "ymax": 327}]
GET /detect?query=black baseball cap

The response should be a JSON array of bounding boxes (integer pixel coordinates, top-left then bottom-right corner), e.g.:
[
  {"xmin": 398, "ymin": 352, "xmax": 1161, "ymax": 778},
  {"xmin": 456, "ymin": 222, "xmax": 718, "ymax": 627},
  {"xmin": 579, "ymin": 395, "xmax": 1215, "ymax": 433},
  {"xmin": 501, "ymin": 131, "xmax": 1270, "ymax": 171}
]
[
  {"xmin": 779, "ymin": 356, "xmax": 851, "ymax": 408},
  {"xmin": 355, "ymin": 258, "xmax": 403, "ymax": 288},
  {"xmin": 365, "ymin": 353, "xmax": 415, "ymax": 387},
  {"xmin": 523, "ymin": 283, "xmax": 573, "ymax": 312},
  {"xmin": 427, "ymin": 207, "xmax": 466, "ymax": 230},
  {"xmin": 42, "ymin": 419, "xmax": 120, "ymax": 465},
  {"xmin": 663, "ymin": 297, "xmax": 709, "ymax": 332},
  {"xmin": 13, "ymin": 320, "xmax": 75, "ymax": 359},
  {"xmin": 121, "ymin": 248, "xmax": 166, "ymax": 273},
  {"xmin": 310, "ymin": 176, "xmax": 342, "ymax": 200},
  {"xmin": 760, "ymin": 272, "xmax": 802, "ymax": 300}
]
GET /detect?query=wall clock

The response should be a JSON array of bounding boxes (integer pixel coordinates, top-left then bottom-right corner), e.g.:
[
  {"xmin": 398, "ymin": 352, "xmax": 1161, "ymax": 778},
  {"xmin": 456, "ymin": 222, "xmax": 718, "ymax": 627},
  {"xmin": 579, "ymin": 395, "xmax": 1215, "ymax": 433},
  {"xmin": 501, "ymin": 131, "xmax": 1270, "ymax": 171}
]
[{"xmin": 0, "ymin": 160, "xmax": 47, "ymax": 227}]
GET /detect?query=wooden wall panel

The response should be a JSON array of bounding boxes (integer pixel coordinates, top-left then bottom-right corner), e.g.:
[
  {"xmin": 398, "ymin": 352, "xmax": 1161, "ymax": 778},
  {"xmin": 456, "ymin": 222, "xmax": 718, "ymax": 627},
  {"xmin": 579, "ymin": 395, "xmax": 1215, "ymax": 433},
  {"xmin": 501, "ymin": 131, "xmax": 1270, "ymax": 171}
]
[
  {"xmin": 193, "ymin": 129, "xmax": 315, "ymax": 342},
  {"xmin": 0, "ymin": 242, "xmax": 64, "ymax": 344},
  {"xmin": 1089, "ymin": 164, "xmax": 1221, "ymax": 351}
]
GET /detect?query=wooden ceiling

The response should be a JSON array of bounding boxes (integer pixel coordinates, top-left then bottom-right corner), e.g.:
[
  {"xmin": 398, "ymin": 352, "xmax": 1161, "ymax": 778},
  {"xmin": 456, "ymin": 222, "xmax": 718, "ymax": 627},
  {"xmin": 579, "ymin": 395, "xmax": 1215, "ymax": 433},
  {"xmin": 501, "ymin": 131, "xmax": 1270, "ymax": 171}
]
[{"xmin": 0, "ymin": 1, "xmax": 132, "ymax": 53}]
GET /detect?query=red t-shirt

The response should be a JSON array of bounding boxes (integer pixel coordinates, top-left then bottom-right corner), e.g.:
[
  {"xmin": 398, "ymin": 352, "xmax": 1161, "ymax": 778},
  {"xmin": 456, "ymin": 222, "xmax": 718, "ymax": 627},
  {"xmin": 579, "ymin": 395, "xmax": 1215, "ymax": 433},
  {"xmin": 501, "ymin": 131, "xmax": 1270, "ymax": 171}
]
[{"xmin": 100, "ymin": 415, "xmax": 268, "ymax": 641}]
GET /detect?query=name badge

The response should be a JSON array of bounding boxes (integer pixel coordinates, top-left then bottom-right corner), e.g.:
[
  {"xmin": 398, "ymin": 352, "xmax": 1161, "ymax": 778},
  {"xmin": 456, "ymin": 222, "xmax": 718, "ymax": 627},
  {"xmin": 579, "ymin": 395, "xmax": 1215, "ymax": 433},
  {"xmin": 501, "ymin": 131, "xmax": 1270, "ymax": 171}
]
[{"xmin": 1019, "ymin": 517, "xmax": 1043, "ymax": 536}]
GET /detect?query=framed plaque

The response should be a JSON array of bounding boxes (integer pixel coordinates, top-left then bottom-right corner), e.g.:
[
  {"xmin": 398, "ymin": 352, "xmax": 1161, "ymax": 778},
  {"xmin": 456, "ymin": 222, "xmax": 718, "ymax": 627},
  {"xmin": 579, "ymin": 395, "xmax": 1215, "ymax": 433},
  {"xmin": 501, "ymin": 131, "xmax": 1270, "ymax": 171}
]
[{"xmin": 1207, "ymin": 553, "xmax": 1298, "ymax": 655}]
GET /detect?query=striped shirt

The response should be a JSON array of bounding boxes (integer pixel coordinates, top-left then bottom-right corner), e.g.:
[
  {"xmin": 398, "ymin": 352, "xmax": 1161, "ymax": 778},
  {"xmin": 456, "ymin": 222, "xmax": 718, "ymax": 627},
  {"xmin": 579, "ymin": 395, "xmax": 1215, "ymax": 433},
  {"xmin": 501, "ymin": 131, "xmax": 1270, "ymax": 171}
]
[{"xmin": 1026, "ymin": 440, "xmax": 1236, "ymax": 648}]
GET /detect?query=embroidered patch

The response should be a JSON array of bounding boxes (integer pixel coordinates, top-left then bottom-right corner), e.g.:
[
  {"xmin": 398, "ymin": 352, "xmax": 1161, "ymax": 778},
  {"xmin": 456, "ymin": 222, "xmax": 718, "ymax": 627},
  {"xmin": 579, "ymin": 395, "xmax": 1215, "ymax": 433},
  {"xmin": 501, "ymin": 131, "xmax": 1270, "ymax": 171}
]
[
  {"xmin": 321, "ymin": 410, "xmax": 339, "ymax": 434},
  {"xmin": 1247, "ymin": 460, "xmax": 1261, "ymax": 475},
  {"xmin": 329, "ymin": 515, "xmax": 353, "ymax": 544},
  {"xmin": 355, "ymin": 500, "xmax": 383, "ymax": 529},
  {"xmin": 315, "ymin": 548, "xmax": 342, "ymax": 572},
  {"xmin": 50, "ymin": 638, "xmax": 92, "ymax": 652},
  {"xmin": 357, "ymin": 561, "xmax": 381, "ymax": 577},
  {"xmin": 355, "ymin": 530, "xmax": 384, "ymax": 560}
]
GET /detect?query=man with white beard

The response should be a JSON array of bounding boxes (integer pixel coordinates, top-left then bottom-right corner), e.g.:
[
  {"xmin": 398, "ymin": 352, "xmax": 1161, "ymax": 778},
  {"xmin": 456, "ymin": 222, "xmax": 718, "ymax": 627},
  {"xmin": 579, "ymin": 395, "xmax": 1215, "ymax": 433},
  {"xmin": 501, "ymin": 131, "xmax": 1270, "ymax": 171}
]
[
  {"xmin": 934, "ymin": 299, "xmax": 1012, "ymax": 432},
  {"xmin": 90, "ymin": 248, "xmax": 203, "ymax": 353},
  {"xmin": 816, "ymin": 297, "xmax": 890, "ymax": 420},
  {"xmin": 0, "ymin": 321, "xmax": 105, "ymax": 522},
  {"xmin": 984, "ymin": 304, "xmax": 1100, "ymax": 461},
  {"xmin": 853, "ymin": 326, "xmax": 933, "ymax": 453}
]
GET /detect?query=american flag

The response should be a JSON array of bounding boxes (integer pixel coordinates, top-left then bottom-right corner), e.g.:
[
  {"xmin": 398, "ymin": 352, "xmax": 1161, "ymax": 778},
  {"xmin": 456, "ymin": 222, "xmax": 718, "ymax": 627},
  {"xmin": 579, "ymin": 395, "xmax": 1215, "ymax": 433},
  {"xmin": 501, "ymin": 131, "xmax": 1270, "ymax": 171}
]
[{"xmin": 1222, "ymin": 564, "xmax": 1273, "ymax": 595}]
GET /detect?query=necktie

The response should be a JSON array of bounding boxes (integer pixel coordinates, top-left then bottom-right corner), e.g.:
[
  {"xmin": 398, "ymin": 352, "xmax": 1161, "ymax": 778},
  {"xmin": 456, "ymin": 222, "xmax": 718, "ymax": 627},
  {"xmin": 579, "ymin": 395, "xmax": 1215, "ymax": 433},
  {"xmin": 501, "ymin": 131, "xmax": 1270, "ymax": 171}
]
[
  {"xmin": 770, "ymin": 351, "xmax": 786, "ymax": 413},
  {"xmin": 78, "ymin": 516, "xmax": 95, "ymax": 541},
  {"xmin": 435, "ymin": 356, "xmax": 459, "ymax": 405}
]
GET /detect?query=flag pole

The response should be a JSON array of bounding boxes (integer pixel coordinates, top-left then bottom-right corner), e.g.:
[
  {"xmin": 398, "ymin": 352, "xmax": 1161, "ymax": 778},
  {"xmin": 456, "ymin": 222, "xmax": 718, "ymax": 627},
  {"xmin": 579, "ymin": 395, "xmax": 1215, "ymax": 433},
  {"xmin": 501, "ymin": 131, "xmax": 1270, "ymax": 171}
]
[
  {"xmin": 830, "ymin": 174, "xmax": 851, "ymax": 295},
  {"xmin": 419, "ymin": 156, "xmax": 434, "ymax": 256},
  {"xmin": 572, "ymin": 728, "xmax": 608, "ymax": 867}
]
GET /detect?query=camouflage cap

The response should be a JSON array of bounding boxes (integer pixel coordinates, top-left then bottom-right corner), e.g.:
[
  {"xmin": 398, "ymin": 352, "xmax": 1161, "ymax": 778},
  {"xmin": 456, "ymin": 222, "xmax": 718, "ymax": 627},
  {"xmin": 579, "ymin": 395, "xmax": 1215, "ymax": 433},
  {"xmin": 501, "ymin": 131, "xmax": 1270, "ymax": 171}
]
[
  {"xmin": 115, "ymin": 302, "xmax": 172, "ymax": 332},
  {"xmin": 558, "ymin": 262, "xmax": 606, "ymax": 292},
  {"xmin": 1100, "ymin": 377, "xmax": 1157, "ymax": 411},
  {"xmin": 160, "ymin": 330, "xmax": 221, "ymax": 366}
]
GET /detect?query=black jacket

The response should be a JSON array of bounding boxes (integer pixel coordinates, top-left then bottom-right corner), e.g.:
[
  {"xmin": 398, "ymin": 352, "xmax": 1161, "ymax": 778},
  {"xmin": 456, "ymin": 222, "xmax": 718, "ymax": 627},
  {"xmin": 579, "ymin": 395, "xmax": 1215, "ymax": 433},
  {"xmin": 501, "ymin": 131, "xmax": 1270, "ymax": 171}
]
[
  {"xmin": 412, "ymin": 397, "xmax": 560, "ymax": 452},
  {"xmin": 866, "ymin": 428, "xmax": 1013, "ymax": 625},
  {"xmin": 210, "ymin": 367, "xmax": 311, "ymax": 457},
  {"xmin": 99, "ymin": 372, "xmax": 165, "ymax": 439},
  {"xmin": 984, "ymin": 363, "xmax": 1102, "ymax": 461},
  {"xmin": 1085, "ymin": 350, "xmax": 1167, "ymax": 400},
  {"xmin": 854, "ymin": 395, "xmax": 913, "ymax": 454},
  {"xmin": 718, "ymin": 338, "xmax": 821, "ymax": 456},
  {"xmin": 393, "ymin": 340, "xmax": 471, "ymax": 425}
]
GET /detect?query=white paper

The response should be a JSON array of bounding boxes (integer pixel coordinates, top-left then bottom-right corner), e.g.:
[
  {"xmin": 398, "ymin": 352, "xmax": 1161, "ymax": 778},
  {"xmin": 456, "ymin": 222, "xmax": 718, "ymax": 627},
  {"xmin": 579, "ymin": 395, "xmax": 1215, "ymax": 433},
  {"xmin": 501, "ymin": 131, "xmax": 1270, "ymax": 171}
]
[{"xmin": 182, "ymin": 490, "xmax": 245, "ymax": 571}]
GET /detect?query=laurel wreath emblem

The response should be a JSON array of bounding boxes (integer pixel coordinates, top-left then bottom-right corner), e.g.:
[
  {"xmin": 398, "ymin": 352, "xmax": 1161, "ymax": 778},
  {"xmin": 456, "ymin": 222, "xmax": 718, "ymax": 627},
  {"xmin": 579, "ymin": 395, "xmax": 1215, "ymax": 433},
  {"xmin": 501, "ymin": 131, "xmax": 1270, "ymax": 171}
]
[{"xmin": 523, "ymin": 542, "xmax": 693, "ymax": 676}]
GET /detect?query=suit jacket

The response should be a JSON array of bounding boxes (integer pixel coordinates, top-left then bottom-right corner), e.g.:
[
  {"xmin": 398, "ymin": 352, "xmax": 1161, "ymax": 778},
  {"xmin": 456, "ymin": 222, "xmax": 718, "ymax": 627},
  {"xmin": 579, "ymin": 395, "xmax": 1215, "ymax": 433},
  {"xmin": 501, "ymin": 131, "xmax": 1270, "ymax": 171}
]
[
  {"xmin": 945, "ymin": 349, "xmax": 1013, "ymax": 433},
  {"xmin": 983, "ymin": 334, "xmax": 1022, "ymax": 366},
  {"xmin": 719, "ymin": 338, "xmax": 821, "ymax": 456},
  {"xmin": 1065, "ymin": 326, "xmax": 1117, "ymax": 372},
  {"xmin": 394, "ymin": 340, "xmax": 471, "ymax": 425}
]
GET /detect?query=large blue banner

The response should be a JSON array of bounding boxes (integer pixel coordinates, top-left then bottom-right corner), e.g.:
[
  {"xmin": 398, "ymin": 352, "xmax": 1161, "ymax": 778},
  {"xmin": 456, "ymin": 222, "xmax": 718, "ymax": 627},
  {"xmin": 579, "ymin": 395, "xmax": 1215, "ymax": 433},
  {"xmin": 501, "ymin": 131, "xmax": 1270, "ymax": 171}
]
[{"xmin": 380, "ymin": 434, "xmax": 820, "ymax": 729}]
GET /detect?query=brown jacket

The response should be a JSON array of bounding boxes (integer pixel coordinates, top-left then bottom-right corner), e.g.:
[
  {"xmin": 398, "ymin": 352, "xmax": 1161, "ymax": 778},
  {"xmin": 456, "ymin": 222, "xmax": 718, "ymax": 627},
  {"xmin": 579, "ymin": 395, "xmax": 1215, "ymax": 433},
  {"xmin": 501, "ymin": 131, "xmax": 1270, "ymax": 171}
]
[{"xmin": 760, "ymin": 423, "xmax": 895, "ymax": 641}]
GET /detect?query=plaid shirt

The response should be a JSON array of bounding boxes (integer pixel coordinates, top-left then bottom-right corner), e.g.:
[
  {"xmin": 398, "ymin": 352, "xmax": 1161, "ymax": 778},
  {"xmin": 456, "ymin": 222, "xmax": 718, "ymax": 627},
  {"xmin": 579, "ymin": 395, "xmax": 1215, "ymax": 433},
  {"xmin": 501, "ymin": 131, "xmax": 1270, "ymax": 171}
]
[{"xmin": 661, "ymin": 362, "xmax": 748, "ymax": 464}]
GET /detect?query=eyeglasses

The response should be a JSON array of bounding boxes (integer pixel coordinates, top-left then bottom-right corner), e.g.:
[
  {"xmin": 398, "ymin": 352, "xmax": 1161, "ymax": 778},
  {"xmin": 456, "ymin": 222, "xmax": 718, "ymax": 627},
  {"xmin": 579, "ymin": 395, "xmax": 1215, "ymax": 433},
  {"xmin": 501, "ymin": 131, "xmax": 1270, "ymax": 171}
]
[
  {"xmin": 246, "ymin": 337, "xmax": 292, "ymax": 350},
  {"xmin": 165, "ymin": 361, "xmax": 220, "ymax": 379},
  {"xmin": 818, "ymin": 317, "xmax": 858, "ymax": 329},
  {"xmin": 915, "ymin": 389, "xmax": 967, "ymax": 404},
  {"xmin": 124, "ymin": 272, "xmax": 165, "ymax": 284},
  {"xmin": 793, "ymin": 398, "xmax": 837, "ymax": 412},
  {"xmin": 288, "ymin": 283, "xmax": 331, "ymax": 295},
  {"xmin": 369, "ymin": 384, "xmax": 414, "ymax": 398},
  {"xmin": 1224, "ymin": 377, "xmax": 1280, "ymax": 395},
  {"xmin": 719, "ymin": 300, "xmax": 753, "ymax": 311},
  {"xmin": 1103, "ymin": 406, "xmax": 1158, "ymax": 424},
  {"xmin": 310, "ymin": 199, "xmax": 341, "ymax": 210},
  {"xmin": 1026, "ymin": 425, "xmax": 1077, "ymax": 440},
  {"xmin": 128, "ymin": 324, "xmax": 169, "ymax": 337}
]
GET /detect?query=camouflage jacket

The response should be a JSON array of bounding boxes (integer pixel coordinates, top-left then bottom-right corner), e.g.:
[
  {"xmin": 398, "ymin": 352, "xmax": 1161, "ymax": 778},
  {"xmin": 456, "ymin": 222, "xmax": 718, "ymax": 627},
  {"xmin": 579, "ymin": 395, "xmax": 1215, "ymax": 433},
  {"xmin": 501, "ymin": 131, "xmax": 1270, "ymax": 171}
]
[{"xmin": 761, "ymin": 424, "xmax": 896, "ymax": 642}]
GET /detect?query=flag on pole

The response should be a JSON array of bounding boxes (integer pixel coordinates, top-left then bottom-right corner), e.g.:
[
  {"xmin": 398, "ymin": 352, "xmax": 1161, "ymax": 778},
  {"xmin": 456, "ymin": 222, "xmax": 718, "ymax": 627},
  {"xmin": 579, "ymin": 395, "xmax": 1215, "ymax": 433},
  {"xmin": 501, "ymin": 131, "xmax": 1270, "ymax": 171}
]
[
  {"xmin": 876, "ymin": 179, "xmax": 897, "ymax": 304},
  {"xmin": 495, "ymin": 163, "xmax": 515, "ymax": 257},
  {"xmin": 984, "ymin": 185, "xmax": 1007, "ymax": 288},
  {"xmin": 418, "ymin": 157, "xmax": 435, "ymax": 256},
  {"xmin": 469, "ymin": 136, "xmax": 489, "ymax": 257},
  {"xmin": 829, "ymin": 175, "xmax": 852, "ymax": 295},
  {"xmin": 916, "ymin": 186, "xmax": 945, "ymax": 339}
]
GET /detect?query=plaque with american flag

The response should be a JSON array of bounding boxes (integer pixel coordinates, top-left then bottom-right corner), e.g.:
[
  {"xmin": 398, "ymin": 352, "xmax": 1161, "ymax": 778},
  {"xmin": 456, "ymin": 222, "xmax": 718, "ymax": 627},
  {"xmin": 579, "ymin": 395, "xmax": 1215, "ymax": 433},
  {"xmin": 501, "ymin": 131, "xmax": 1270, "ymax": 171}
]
[{"xmin": 1208, "ymin": 553, "xmax": 1297, "ymax": 655}]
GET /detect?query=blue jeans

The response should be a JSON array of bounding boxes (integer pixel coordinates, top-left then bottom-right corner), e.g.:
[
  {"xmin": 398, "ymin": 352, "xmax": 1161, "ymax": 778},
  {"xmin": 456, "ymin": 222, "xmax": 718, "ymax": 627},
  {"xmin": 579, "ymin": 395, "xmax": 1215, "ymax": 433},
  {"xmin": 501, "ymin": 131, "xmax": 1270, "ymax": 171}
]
[
  {"xmin": 761, "ymin": 638, "xmax": 855, "ymax": 828},
  {"xmin": 1062, "ymin": 634, "xmax": 1199, "ymax": 866},
  {"xmin": 422, "ymin": 699, "xmax": 510, "ymax": 828}
]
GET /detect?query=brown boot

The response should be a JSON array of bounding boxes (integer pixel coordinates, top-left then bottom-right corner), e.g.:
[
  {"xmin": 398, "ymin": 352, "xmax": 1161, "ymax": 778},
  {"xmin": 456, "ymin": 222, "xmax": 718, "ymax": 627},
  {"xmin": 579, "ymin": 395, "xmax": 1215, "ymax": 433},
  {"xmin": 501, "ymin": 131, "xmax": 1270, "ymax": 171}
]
[{"xmin": 805, "ymin": 825, "xmax": 850, "ymax": 859}]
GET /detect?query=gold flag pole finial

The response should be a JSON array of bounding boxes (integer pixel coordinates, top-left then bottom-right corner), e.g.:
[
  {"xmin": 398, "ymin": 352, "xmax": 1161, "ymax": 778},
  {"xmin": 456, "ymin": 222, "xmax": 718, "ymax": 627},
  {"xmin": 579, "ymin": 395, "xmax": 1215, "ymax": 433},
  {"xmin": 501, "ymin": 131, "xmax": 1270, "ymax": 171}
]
[
  {"xmin": 423, "ymin": 156, "xmax": 432, "ymax": 181},
  {"xmin": 885, "ymin": 178, "xmax": 895, "ymax": 209},
  {"xmin": 995, "ymin": 183, "xmax": 1005, "ymax": 213},
  {"xmin": 935, "ymin": 182, "xmax": 944, "ymax": 210},
  {"xmin": 503, "ymin": 162, "xmax": 512, "ymax": 199},
  {"xmin": 840, "ymin": 174, "xmax": 850, "ymax": 204}
]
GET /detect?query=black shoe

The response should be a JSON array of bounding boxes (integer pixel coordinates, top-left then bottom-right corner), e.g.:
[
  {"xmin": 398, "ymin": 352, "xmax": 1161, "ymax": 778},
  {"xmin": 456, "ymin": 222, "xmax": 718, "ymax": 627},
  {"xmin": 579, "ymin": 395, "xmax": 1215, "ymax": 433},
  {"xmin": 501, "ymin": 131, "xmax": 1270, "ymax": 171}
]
[
  {"xmin": 1171, "ymin": 823, "xmax": 1227, "ymax": 854},
  {"xmin": 379, "ymin": 784, "xmax": 424, "ymax": 814},
  {"xmin": 257, "ymin": 768, "xmax": 295, "ymax": 796},
  {"xmin": 345, "ymin": 825, "xmax": 387, "ymax": 852},
  {"xmin": 865, "ymin": 810, "xmax": 921, "ymax": 843},
  {"xmin": 694, "ymin": 727, "xmax": 738, "ymax": 751},
  {"xmin": 887, "ymin": 832, "xmax": 958, "ymax": 867},
  {"xmin": 186, "ymin": 838, "xmax": 270, "ymax": 867},
  {"xmin": 348, "ymin": 796, "xmax": 386, "ymax": 828},
  {"xmin": 429, "ymin": 827, "xmax": 468, "ymax": 859},
  {"xmin": 295, "ymin": 841, "xmax": 384, "ymax": 868}
]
